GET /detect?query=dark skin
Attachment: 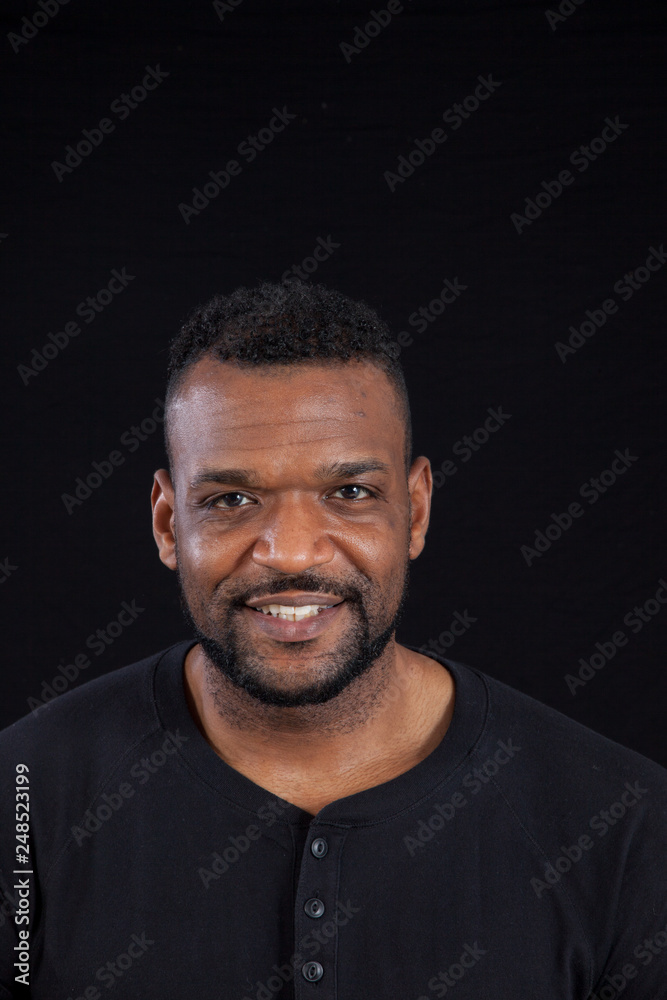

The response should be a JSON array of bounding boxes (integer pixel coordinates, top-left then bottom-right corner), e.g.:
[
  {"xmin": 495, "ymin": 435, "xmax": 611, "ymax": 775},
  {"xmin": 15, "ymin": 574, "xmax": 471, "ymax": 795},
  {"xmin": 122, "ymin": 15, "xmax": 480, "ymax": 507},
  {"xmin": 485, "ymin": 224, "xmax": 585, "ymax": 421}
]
[{"xmin": 152, "ymin": 356, "xmax": 454, "ymax": 816}]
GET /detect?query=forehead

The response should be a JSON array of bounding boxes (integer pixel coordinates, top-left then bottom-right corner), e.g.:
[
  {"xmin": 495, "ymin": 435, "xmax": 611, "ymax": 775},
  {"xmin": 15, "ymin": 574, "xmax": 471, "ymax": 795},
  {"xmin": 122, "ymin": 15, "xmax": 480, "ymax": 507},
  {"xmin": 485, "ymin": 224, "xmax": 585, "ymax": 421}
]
[{"xmin": 168, "ymin": 358, "xmax": 404, "ymax": 478}]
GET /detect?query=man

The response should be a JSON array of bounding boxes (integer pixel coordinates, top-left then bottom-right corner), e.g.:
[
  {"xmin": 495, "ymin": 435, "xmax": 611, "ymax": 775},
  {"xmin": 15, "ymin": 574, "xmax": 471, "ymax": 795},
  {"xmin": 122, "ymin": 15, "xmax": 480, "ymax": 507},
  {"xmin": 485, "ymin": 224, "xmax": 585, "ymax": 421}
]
[{"xmin": 1, "ymin": 280, "xmax": 665, "ymax": 999}]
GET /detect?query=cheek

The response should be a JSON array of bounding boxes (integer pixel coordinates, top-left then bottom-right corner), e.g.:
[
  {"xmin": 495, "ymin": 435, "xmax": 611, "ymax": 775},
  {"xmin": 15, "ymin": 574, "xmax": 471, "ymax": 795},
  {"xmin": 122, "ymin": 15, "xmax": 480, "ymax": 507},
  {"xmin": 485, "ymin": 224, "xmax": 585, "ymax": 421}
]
[
  {"xmin": 176, "ymin": 519, "xmax": 243, "ymax": 586},
  {"xmin": 334, "ymin": 519, "xmax": 393, "ymax": 565},
  {"xmin": 339, "ymin": 517, "xmax": 408, "ymax": 586},
  {"xmin": 356, "ymin": 504, "xmax": 409, "ymax": 558}
]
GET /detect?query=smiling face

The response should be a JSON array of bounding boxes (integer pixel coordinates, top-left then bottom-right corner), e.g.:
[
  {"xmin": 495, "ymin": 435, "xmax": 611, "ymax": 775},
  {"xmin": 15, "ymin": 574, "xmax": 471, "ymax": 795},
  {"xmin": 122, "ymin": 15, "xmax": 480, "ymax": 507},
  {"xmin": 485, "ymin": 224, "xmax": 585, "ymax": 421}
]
[{"xmin": 152, "ymin": 356, "xmax": 432, "ymax": 708}]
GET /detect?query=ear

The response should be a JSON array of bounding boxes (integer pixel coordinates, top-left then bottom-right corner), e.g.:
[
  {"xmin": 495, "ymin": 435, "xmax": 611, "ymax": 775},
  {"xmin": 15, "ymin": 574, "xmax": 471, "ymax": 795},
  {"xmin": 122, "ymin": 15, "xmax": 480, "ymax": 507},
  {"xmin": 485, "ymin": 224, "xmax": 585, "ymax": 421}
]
[
  {"xmin": 407, "ymin": 456, "xmax": 432, "ymax": 560},
  {"xmin": 151, "ymin": 469, "xmax": 177, "ymax": 570}
]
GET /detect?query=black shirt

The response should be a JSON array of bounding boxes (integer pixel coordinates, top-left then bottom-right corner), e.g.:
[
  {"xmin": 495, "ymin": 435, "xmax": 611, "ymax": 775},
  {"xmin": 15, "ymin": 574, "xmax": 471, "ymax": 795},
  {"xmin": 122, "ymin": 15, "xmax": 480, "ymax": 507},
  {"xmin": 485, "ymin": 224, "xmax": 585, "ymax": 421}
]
[{"xmin": 1, "ymin": 640, "xmax": 666, "ymax": 999}]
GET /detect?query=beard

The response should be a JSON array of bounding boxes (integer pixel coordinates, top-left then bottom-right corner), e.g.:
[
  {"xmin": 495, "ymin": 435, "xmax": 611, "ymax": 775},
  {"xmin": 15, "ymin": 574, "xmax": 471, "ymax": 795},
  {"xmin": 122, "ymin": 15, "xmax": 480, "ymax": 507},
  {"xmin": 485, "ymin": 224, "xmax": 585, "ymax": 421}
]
[{"xmin": 176, "ymin": 550, "xmax": 411, "ymax": 709}]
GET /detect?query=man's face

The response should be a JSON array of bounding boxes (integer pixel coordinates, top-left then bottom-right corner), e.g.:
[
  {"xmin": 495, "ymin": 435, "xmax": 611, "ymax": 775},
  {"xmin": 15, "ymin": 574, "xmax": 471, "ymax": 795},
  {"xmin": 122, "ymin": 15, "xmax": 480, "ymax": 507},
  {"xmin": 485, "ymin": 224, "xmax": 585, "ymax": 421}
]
[{"xmin": 152, "ymin": 357, "xmax": 432, "ymax": 707}]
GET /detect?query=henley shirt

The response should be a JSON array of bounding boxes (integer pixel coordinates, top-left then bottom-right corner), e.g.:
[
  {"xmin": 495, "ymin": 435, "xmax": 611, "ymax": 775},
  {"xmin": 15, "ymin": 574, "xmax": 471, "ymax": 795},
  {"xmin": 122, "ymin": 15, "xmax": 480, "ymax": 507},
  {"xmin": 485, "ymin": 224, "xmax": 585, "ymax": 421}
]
[{"xmin": 0, "ymin": 638, "xmax": 666, "ymax": 1000}]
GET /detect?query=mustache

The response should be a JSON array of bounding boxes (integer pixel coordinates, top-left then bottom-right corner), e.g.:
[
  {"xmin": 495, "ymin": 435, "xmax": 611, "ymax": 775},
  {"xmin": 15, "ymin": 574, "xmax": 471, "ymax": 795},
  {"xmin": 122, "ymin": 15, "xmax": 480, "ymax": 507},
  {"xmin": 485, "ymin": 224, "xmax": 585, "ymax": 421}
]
[{"xmin": 221, "ymin": 572, "xmax": 369, "ymax": 608}]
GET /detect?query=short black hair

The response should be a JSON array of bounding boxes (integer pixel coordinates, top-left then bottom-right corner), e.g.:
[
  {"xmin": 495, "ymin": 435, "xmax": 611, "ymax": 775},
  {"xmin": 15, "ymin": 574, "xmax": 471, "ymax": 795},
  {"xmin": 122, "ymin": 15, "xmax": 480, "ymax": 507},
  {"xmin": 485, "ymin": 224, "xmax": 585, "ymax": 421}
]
[{"xmin": 165, "ymin": 279, "xmax": 412, "ymax": 474}]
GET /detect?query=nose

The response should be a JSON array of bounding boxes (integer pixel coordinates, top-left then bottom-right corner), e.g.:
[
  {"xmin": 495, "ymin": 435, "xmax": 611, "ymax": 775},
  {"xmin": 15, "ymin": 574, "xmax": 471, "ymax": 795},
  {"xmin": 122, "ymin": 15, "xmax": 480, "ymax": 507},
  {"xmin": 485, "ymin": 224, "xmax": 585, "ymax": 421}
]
[{"xmin": 251, "ymin": 495, "xmax": 336, "ymax": 574}]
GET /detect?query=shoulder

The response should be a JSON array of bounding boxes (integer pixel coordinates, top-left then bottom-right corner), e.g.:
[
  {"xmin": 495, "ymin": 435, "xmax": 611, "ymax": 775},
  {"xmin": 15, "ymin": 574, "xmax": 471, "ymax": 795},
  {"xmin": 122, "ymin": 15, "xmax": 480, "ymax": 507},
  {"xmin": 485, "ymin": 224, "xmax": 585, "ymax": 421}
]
[
  {"xmin": 470, "ymin": 662, "xmax": 666, "ymax": 782},
  {"xmin": 0, "ymin": 640, "xmax": 192, "ymax": 883},
  {"xmin": 445, "ymin": 658, "xmax": 667, "ymax": 839},
  {"xmin": 0, "ymin": 641, "xmax": 190, "ymax": 774},
  {"xmin": 450, "ymin": 662, "xmax": 667, "ymax": 988}
]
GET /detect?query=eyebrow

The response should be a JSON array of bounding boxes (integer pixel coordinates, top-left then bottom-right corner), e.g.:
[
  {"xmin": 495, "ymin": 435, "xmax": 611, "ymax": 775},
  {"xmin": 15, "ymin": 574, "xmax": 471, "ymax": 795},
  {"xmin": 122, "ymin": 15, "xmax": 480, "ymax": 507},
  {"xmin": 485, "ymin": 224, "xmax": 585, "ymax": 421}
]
[{"xmin": 189, "ymin": 458, "xmax": 391, "ymax": 491}]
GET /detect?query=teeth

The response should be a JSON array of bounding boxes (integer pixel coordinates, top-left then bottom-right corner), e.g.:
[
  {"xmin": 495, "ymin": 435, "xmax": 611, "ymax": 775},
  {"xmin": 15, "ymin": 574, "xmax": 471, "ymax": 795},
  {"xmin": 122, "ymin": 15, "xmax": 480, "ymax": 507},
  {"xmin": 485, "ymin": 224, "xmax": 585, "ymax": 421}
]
[{"xmin": 255, "ymin": 603, "xmax": 335, "ymax": 622}]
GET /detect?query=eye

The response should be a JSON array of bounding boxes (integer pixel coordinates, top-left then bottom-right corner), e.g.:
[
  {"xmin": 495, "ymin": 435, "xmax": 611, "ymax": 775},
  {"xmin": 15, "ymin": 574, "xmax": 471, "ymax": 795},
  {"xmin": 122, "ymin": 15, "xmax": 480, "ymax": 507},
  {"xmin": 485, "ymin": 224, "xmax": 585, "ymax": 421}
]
[
  {"xmin": 329, "ymin": 484, "xmax": 375, "ymax": 501},
  {"xmin": 209, "ymin": 492, "xmax": 255, "ymax": 509}
]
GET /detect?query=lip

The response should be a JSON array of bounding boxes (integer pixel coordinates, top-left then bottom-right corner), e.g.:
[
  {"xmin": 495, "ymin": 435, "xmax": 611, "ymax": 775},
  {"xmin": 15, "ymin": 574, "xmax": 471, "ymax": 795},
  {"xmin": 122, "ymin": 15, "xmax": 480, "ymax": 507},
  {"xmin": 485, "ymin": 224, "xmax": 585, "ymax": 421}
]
[
  {"xmin": 244, "ymin": 593, "xmax": 344, "ymax": 610},
  {"xmin": 242, "ymin": 601, "xmax": 346, "ymax": 642}
]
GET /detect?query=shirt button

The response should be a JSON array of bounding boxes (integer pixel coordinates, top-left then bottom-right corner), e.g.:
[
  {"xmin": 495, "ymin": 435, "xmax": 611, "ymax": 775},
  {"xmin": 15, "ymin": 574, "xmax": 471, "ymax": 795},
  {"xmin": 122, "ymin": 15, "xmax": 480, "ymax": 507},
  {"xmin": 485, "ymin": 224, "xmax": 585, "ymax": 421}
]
[
  {"xmin": 304, "ymin": 897, "xmax": 325, "ymax": 918},
  {"xmin": 302, "ymin": 961, "xmax": 324, "ymax": 982},
  {"xmin": 310, "ymin": 837, "xmax": 328, "ymax": 858}
]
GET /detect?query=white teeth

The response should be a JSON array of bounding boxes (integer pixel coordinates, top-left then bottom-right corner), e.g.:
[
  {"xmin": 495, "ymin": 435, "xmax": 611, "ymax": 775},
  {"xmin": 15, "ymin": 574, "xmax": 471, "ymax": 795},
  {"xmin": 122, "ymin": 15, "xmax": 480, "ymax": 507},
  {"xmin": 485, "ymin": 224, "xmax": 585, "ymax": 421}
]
[{"xmin": 254, "ymin": 603, "xmax": 335, "ymax": 622}]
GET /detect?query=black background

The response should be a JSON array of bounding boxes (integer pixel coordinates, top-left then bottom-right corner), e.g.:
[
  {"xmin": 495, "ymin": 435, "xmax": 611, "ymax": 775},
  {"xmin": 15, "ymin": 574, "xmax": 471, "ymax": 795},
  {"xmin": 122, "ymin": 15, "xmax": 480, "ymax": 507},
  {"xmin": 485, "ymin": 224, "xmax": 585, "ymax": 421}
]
[{"xmin": 1, "ymin": 0, "xmax": 665, "ymax": 765}]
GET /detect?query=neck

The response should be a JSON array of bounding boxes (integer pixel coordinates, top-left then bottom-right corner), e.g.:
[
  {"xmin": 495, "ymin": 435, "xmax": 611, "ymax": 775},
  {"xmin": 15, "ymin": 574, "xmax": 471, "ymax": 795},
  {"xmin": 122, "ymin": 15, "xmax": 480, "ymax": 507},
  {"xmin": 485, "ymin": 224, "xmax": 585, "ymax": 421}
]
[{"xmin": 183, "ymin": 640, "xmax": 455, "ymax": 815}]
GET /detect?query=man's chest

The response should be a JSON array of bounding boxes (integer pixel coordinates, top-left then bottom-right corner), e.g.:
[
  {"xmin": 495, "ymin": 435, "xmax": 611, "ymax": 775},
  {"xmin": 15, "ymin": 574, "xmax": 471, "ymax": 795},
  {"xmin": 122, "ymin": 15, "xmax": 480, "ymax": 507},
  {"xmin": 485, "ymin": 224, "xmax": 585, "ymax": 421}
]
[{"xmin": 32, "ymin": 803, "xmax": 593, "ymax": 1000}]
